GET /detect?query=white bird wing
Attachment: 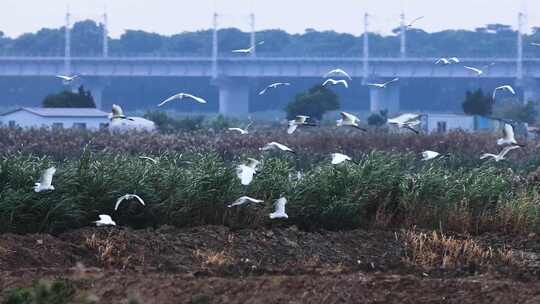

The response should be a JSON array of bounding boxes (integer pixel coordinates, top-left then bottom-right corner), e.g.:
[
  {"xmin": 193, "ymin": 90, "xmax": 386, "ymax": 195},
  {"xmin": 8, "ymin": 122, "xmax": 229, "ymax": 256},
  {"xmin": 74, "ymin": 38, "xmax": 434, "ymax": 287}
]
[
  {"xmin": 324, "ymin": 69, "xmax": 352, "ymax": 80},
  {"xmin": 228, "ymin": 128, "xmax": 247, "ymax": 134},
  {"xmin": 464, "ymin": 66, "xmax": 483, "ymax": 75},
  {"xmin": 287, "ymin": 121, "xmax": 299, "ymax": 134},
  {"xmin": 258, "ymin": 87, "xmax": 268, "ymax": 95},
  {"xmin": 449, "ymin": 57, "xmax": 460, "ymax": 63},
  {"xmin": 114, "ymin": 195, "xmax": 128, "ymax": 211},
  {"xmin": 435, "ymin": 58, "xmax": 449, "ymax": 65},
  {"xmin": 56, "ymin": 75, "xmax": 71, "ymax": 81},
  {"xmin": 322, "ymin": 79, "xmax": 335, "ymax": 86},
  {"xmin": 331, "ymin": 153, "xmax": 351, "ymax": 164},
  {"xmin": 40, "ymin": 167, "xmax": 56, "ymax": 187},
  {"xmin": 499, "ymin": 145, "xmax": 520, "ymax": 158},
  {"xmin": 480, "ymin": 153, "xmax": 497, "ymax": 160},
  {"xmin": 98, "ymin": 214, "xmax": 113, "ymax": 223},
  {"xmin": 339, "ymin": 80, "xmax": 349, "ymax": 88},
  {"xmin": 388, "ymin": 113, "xmax": 420, "ymax": 125},
  {"xmin": 184, "ymin": 93, "xmax": 207, "ymax": 104},
  {"xmin": 503, "ymin": 123, "xmax": 515, "ymax": 141},
  {"xmin": 247, "ymin": 158, "xmax": 260, "ymax": 169},
  {"xmin": 236, "ymin": 165, "xmax": 255, "ymax": 185},
  {"xmin": 366, "ymin": 83, "xmax": 384, "ymax": 88},
  {"xmin": 383, "ymin": 78, "xmax": 399, "ymax": 86},
  {"xmin": 232, "ymin": 47, "xmax": 252, "ymax": 53},
  {"xmin": 340, "ymin": 112, "xmax": 358, "ymax": 123},
  {"xmin": 422, "ymin": 151, "xmax": 439, "ymax": 161},
  {"xmin": 407, "ymin": 16, "xmax": 424, "ymax": 27},
  {"xmin": 158, "ymin": 94, "xmax": 180, "ymax": 107},
  {"xmin": 272, "ymin": 142, "xmax": 294, "ymax": 152},
  {"xmin": 111, "ymin": 104, "xmax": 125, "ymax": 117},
  {"xmin": 132, "ymin": 194, "xmax": 146, "ymax": 206},
  {"xmin": 271, "ymin": 197, "xmax": 288, "ymax": 217}
]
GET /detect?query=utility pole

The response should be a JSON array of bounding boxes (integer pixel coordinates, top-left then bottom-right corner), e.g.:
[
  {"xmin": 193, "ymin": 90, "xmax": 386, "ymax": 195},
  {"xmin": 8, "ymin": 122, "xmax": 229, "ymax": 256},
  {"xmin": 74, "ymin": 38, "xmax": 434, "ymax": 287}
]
[
  {"xmin": 64, "ymin": 9, "xmax": 71, "ymax": 75},
  {"xmin": 517, "ymin": 12, "xmax": 524, "ymax": 83},
  {"xmin": 363, "ymin": 13, "xmax": 369, "ymax": 82},
  {"xmin": 250, "ymin": 13, "xmax": 256, "ymax": 58},
  {"xmin": 102, "ymin": 11, "xmax": 109, "ymax": 58},
  {"xmin": 212, "ymin": 13, "xmax": 219, "ymax": 79},
  {"xmin": 400, "ymin": 13, "xmax": 406, "ymax": 58}
]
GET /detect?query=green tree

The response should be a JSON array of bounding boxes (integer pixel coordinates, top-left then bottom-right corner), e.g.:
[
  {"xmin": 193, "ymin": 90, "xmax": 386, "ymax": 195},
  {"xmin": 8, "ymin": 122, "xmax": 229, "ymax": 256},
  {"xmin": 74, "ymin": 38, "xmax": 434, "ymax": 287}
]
[
  {"xmin": 367, "ymin": 109, "xmax": 388, "ymax": 126},
  {"xmin": 462, "ymin": 89, "xmax": 494, "ymax": 116},
  {"xmin": 42, "ymin": 86, "xmax": 96, "ymax": 108},
  {"xmin": 494, "ymin": 100, "xmax": 538, "ymax": 124},
  {"xmin": 285, "ymin": 85, "xmax": 340, "ymax": 121}
]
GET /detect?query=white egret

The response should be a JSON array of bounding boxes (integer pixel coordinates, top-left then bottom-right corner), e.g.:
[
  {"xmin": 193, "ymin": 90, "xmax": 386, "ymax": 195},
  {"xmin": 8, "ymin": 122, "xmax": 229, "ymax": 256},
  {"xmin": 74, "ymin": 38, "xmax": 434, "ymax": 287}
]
[
  {"xmin": 228, "ymin": 196, "xmax": 264, "ymax": 208},
  {"xmin": 421, "ymin": 151, "xmax": 444, "ymax": 161},
  {"xmin": 480, "ymin": 145, "xmax": 521, "ymax": 162},
  {"xmin": 114, "ymin": 194, "xmax": 146, "ymax": 211},
  {"xmin": 492, "ymin": 85, "xmax": 516, "ymax": 100},
  {"xmin": 497, "ymin": 123, "xmax": 520, "ymax": 146},
  {"xmin": 34, "ymin": 167, "xmax": 56, "ymax": 193},
  {"xmin": 337, "ymin": 112, "xmax": 367, "ymax": 131},
  {"xmin": 323, "ymin": 69, "xmax": 352, "ymax": 80},
  {"xmin": 260, "ymin": 142, "xmax": 295, "ymax": 153},
  {"xmin": 464, "ymin": 66, "xmax": 483, "ymax": 76},
  {"xmin": 236, "ymin": 158, "xmax": 260, "ymax": 186},
  {"xmin": 158, "ymin": 93, "xmax": 207, "ymax": 107},
  {"xmin": 287, "ymin": 115, "xmax": 316, "ymax": 134},
  {"xmin": 94, "ymin": 215, "xmax": 116, "ymax": 227},
  {"xmin": 228, "ymin": 121, "xmax": 253, "ymax": 135},
  {"xmin": 259, "ymin": 83, "xmax": 290, "ymax": 95},
  {"xmin": 323, "ymin": 79, "xmax": 348, "ymax": 88},
  {"xmin": 331, "ymin": 153, "xmax": 352, "ymax": 165},
  {"xmin": 387, "ymin": 113, "xmax": 422, "ymax": 134},
  {"xmin": 269, "ymin": 197, "xmax": 288, "ymax": 219},
  {"xmin": 366, "ymin": 78, "xmax": 399, "ymax": 89}
]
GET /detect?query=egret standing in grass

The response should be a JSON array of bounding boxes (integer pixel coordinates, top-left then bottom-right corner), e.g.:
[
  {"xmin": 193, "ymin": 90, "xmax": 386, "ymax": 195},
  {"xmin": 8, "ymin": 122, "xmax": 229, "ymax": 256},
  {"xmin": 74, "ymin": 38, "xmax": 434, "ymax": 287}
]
[
  {"xmin": 236, "ymin": 158, "xmax": 260, "ymax": 186},
  {"xmin": 34, "ymin": 167, "xmax": 56, "ymax": 193}
]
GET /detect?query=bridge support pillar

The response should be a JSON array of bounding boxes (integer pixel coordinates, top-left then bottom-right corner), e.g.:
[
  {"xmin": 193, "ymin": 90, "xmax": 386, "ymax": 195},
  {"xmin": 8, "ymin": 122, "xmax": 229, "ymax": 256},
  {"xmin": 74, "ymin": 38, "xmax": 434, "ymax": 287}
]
[
  {"xmin": 369, "ymin": 85, "xmax": 400, "ymax": 114},
  {"xmin": 216, "ymin": 78, "xmax": 249, "ymax": 116},
  {"xmin": 85, "ymin": 78, "xmax": 109, "ymax": 110}
]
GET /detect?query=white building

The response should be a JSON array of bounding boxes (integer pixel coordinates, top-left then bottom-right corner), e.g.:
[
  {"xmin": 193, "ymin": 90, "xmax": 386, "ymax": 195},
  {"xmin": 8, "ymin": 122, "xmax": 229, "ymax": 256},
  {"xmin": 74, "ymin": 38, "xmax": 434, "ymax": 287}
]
[
  {"xmin": 0, "ymin": 107, "xmax": 109, "ymax": 130},
  {"xmin": 423, "ymin": 113, "xmax": 500, "ymax": 133}
]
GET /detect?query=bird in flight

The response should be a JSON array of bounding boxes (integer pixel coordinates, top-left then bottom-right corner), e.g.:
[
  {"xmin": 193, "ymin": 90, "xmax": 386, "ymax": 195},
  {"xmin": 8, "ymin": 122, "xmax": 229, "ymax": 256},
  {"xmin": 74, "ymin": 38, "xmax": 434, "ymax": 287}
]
[
  {"xmin": 109, "ymin": 104, "xmax": 134, "ymax": 121},
  {"xmin": 228, "ymin": 196, "xmax": 264, "ymax": 208},
  {"xmin": 464, "ymin": 66, "xmax": 483, "ymax": 76},
  {"xmin": 34, "ymin": 167, "xmax": 56, "ymax": 193},
  {"xmin": 366, "ymin": 78, "xmax": 399, "ymax": 89},
  {"xmin": 288, "ymin": 115, "xmax": 316, "ymax": 134},
  {"xmin": 56, "ymin": 74, "xmax": 79, "ymax": 84},
  {"xmin": 387, "ymin": 113, "xmax": 422, "ymax": 134},
  {"xmin": 323, "ymin": 79, "xmax": 348, "ymax": 88},
  {"xmin": 114, "ymin": 194, "xmax": 146, "ymax": 211},
  {"xmin": 480, "ymin": 145, "xmax": 521, "ymax": 162},
  {"xmin": 232, "ymin": 41, "xmax": 265, "ymax": 54},
  {"xmin": 236, "ymin": 158, "xmax": 260, "ymax": 186},
  {"xmin": 492, "ymin": 85, "xmax": 516, "ymax": 100},
  {"xmin": 158, "ymin": 93, "xmax": 207, "ymax": 107},
  {"xmin": 260, "ymin": 142, "xmax": 295, "ymax": 153},
  {"xmin": 259, "ymin": 82, "xmax": 291, "ymax": 95},
  {"xmin": 331, "ymin": 153, "xmax": 353, "ymax": 165},
  {"xmin": 94, "ymin": 214, "xmax": 116, "ymax": 227},
  {"xmin": 228, "ymin": 121, "xmax": 253, "ymax": 135},
  {"xmin": 497, "ymin": 123, "xmax": 523, "ymax": 146},
  {"xmin": 406, "ymin": 16, "xmax": 424, "ymax": 28},
  {"xmin": 337, "ymin": 112, "xmax": 367, "ymax": 131},
  {"xmin": 324, "ymin": 69, "xmax": 352, "ymax": 80},
  {"xmin": 421, "ymin": 150, "xmax": 445, "ymax": 161},
  {"xmin": 435, "ymin": 57, "xmax": 460, "ymax": 65},
  {"xmin": 269, "ymin": 197, "xmax": 288, "ymax": 219}
]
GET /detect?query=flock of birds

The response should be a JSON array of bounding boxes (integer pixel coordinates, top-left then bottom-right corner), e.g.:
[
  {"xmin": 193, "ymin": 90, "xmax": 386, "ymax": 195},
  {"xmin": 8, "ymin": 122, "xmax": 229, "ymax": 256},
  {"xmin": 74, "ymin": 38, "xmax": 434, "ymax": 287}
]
[{"xmin": 46, "ymin": 25, "xmax": 529, "ymax": 226}]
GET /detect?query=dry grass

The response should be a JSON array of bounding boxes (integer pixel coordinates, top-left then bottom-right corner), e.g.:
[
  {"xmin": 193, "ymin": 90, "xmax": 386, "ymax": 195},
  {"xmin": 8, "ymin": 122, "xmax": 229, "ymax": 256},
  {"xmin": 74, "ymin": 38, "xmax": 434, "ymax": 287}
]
[
  {"xmin": 84, "ymin": 233, "xmax": 131, "ymax": 268},
  {"xmin": 401, "ymin": 229, "xmax": 515, "ymax": 270},
  {"xmin": 193, "ymin": 249, "xmax": 233, "ymax": 268}
]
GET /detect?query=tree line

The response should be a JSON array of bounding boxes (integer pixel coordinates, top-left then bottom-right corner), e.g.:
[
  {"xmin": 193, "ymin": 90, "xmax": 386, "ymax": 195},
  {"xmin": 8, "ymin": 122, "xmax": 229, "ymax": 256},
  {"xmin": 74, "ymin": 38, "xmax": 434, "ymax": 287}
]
[{"xmin": 2, "ymin": 21, "xmax": 540, "ymax": 57}]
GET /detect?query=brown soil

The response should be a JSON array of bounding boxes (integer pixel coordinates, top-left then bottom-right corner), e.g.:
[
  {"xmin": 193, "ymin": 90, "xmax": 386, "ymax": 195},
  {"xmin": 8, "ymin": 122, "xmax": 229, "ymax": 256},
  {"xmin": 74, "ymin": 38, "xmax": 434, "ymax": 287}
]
[{"xmin": 1, "ymin": 226, "xmax": 540, "ymax": 303}]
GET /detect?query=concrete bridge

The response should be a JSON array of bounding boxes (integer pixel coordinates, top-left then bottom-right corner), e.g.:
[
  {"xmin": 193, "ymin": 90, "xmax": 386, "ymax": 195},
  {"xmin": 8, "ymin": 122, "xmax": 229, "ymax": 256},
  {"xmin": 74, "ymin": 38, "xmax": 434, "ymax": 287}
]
[{"xmin": 0, "ymin": 56, "xmax": 538, "ymax": 115}]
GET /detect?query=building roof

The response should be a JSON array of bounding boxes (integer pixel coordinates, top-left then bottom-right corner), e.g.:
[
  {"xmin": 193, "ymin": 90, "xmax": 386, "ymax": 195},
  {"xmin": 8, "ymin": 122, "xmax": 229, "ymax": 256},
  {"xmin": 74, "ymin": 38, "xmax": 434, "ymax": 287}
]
[{"xmin": 0, "ymin": 107, "xmax": 109, "ymax": 118}]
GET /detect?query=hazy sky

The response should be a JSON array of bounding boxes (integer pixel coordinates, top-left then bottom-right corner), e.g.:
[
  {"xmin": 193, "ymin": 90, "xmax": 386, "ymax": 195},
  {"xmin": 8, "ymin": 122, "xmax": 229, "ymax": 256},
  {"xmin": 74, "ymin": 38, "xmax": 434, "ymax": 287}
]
[{"xmin": 1, "ymin": 0, "xmax": 538, "ymax": 38}]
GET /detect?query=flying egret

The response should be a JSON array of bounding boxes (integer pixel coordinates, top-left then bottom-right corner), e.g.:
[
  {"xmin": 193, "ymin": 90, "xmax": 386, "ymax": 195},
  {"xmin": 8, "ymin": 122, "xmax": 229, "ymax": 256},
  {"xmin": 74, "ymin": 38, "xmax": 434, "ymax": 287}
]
[
  {"xmin": 324, "ymin": 68, "xmax": 352, "ymax": 80},
  {"xmin": 464, "ymin": 66, "xmax": 483, "ymax": 76},
  {"xmin": 421, "ymin": 150, "xmax": 443, "ymax": 161},
  {"xmin": 337, "ymin": 112, "xmax": 367, "ymax": 131},
  {"xmin": 387, "ymin": 113, "xmax": 422, "ymax": 134},
  {"xmin": 323, "ymin": 78, "xmax": 348, "ymax": 88},
  {"xmin": 236, "ymin": 158, "xmax": 260, "ymax": 186},
  {"xmin": 232, "ymin": 41, "xmax": 264, "ymax": 54},
  {"xmin": 259, "ymin": 82, "xmax": 291, "ymax": 95},
  {"xmin": 114, "ymin": 194, "xmax": 146, "ymax": 211},
  {"xmin": 492, "ymin": 85, "xmax": 516, "ymax": 100},
  {"xmin": 94, "ymin": 214, "xmax": 116, "ymax": 227},
  {"xmin": 34, "ymin": 167, "xmax": 56, "ymax": 193},
  {"xmin": 228, "ymin": 196, "xmax": 264, "ymax": 208},
  {"xmin": 260, "ymin": 142, "xmax": 295, "ymax": 153},
  {"xmin": 228, "ymin": 121, "xmax": 253, "ymax": 135},
  {"xmin": 366, "ymin": 78, "xmax": 399, "ymax": 88},
  {"xmin": 497, "ymin": 123, "xmax": 522, "ymax": 146},
  {"xmin": 331, "ymin": 153, "xmax": 352, "ymax": 165},
  {"xmin": 269, "ymin": 197, "xmax": 288, "ymax": 219},
  {"xmin": 287, "ymin": 115, "xmax": 316, "ymax": 134},
  {"xmin": 109, "ymin": 104, "xmax": 134, "ymax": 121},
  {"xmin": 435, "ymin": 57, "xmax": 459, "ymax": 65},
  {"xmin": 139, "ymin": 156, "xmax": 158, "ymax": 164},
  {"xmin": 406, "ymin": 16, "xmax": 424, "ymax": 28},
  {"xmin": 158, "ymin": 93, "xmax": 207, "ymax": 107},
  {"xmin": 56, "ymin": 74, "xmax": 79, "ymax": 84},
  {"xmin": 480, "ymin": 145, "xmax": 521, "ymax": 162}
]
